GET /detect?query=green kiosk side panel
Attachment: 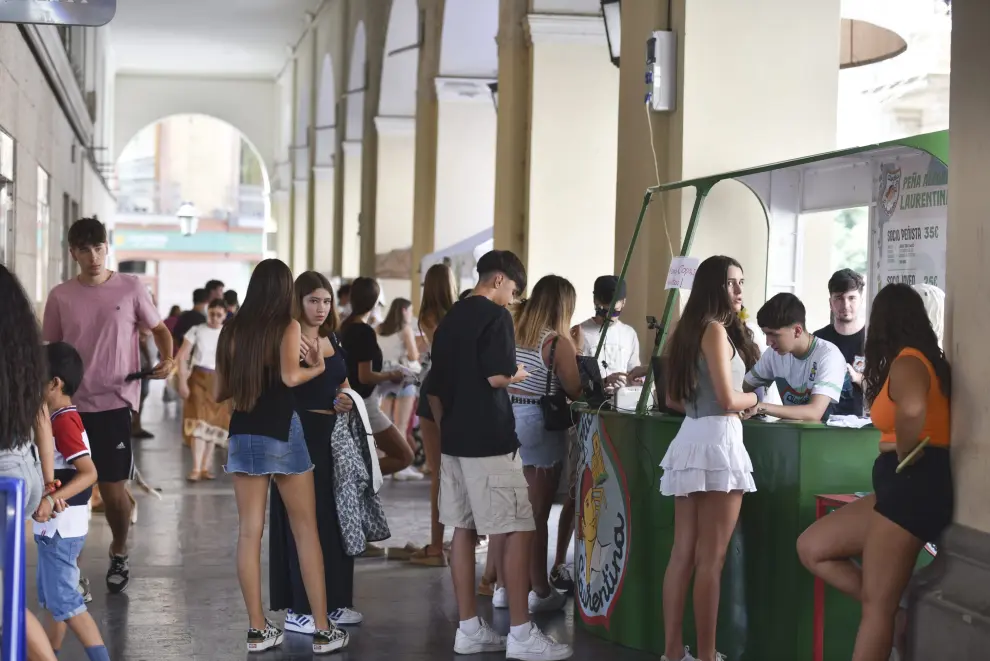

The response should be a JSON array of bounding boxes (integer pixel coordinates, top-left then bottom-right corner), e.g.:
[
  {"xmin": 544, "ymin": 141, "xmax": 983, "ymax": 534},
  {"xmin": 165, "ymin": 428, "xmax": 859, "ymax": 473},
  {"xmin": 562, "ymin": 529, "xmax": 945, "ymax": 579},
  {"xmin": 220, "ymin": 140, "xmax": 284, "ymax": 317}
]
[{"xmin": 576, "ymin": 412, "xmax": 879, "ymax": 661}]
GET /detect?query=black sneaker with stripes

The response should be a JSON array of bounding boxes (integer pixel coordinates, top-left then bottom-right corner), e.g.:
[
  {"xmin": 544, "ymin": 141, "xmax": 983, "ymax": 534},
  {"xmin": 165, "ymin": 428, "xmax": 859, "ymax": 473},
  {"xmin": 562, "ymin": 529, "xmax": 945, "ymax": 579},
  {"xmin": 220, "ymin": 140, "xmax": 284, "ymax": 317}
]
[
  {"xmin": 246, "ymin": 619, "xmax": 284, "ymax": 653},
  {"xmin": 313, "ymin": 625, "xmax": 348, "ymax": 654}
]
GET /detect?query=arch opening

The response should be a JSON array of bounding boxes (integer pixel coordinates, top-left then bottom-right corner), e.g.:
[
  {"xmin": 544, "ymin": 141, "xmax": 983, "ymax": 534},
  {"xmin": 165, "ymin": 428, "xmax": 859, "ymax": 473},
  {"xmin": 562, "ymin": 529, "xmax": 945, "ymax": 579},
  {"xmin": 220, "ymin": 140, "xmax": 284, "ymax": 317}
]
[
  {"xmin": 315, "ymin": 53, "xmax": 337, "ymax": 167},
  {"xmin": 345, "ymin": 22, "xmax": 367, "ymax": 142},
  {"xmin": 379, "ymin": 0, "xmax": 419, "ymax": 118}
]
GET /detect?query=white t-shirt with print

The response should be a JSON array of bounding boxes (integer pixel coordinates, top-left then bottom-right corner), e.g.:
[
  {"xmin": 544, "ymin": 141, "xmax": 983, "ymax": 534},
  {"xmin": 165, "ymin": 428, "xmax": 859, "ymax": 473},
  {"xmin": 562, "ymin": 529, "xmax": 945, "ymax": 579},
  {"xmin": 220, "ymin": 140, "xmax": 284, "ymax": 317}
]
[
  {"xmin": 744, "ymin": 336, "xmax": 845, "ymax": 407},
  {"xmin": 185, "ymin": 324, "xmax": 222, "ymax": 371}
]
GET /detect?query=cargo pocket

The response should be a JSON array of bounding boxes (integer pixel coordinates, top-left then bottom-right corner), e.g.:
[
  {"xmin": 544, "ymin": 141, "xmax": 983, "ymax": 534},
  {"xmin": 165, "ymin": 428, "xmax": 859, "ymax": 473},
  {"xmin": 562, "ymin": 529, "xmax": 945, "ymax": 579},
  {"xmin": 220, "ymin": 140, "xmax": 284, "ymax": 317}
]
[{"xmin": 488, "ymin": 472, "xmax": 533, "ymax": 524}]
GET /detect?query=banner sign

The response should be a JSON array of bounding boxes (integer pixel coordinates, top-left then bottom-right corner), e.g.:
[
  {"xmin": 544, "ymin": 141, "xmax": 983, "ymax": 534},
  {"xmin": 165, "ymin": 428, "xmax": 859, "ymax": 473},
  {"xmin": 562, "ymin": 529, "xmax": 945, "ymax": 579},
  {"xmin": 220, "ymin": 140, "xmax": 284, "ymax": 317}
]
[
  {"xmin": 575, "ymin": 414, "xmax": 631, "ymax": 628},
  {"xmin": 0, "ymin": 1, "xmax": 116, "ymax": 26},
  {"xmin": 872, "ymin": 154, "xmax": 948, "ymax": 294}
]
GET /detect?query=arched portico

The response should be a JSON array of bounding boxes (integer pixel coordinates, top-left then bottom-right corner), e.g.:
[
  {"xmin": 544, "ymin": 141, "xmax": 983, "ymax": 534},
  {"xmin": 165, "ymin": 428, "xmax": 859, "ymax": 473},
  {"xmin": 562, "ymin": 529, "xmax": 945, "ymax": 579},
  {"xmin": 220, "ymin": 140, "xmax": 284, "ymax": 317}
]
[{"xmin": 313, "ymin": 53, "xmax": 337, "ymax": 274}]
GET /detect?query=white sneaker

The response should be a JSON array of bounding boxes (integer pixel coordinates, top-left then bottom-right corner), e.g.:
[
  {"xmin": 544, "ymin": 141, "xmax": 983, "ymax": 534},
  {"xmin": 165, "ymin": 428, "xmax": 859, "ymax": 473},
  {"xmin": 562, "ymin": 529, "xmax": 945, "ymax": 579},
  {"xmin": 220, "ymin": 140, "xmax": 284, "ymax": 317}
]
[
  {"xmin": 453, "ymin": 618, "xmax": 506, "ymax": 654},
  {"xmin": 330, "ymin": 607, "xmax": 364, "ymax": 625},
  {"xmin": 506, "ymin": 623, "xmax": 573, "ymax": 660},
  {"xmin": 660, "ymin": 647, "xmax": 697, "ymax": 661},
  {"xmin": 492, "ymin": 586, "xmax": 508, "ymax": 609},
  {"xmin": 527, "ymin": 588, "xmax": 566, "ymax": 613},
  {"xmin": 284, "ymin": 610, "xmax": 316, "ymax": 634},
  {"xmin": 394, "ymin": 466, "xmax": 425, "ymax": 481}
]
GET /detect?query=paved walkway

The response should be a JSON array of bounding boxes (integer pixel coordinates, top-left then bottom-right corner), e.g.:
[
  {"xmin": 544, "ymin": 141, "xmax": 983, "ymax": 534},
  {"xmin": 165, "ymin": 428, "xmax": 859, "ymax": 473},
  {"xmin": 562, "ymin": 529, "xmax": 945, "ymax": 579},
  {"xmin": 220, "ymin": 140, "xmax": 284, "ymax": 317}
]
[{"xmin": 27, "ymin": 386, "xmax": 653, "ymax": 660}]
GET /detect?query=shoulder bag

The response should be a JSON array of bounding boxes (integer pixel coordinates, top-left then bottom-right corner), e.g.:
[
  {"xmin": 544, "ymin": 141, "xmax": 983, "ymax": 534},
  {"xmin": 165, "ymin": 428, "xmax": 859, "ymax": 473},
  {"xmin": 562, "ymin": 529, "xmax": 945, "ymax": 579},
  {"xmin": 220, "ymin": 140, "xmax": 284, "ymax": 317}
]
[{"xmin": 540, "ymin": 336, "xmax": 575, "ymax": 431}]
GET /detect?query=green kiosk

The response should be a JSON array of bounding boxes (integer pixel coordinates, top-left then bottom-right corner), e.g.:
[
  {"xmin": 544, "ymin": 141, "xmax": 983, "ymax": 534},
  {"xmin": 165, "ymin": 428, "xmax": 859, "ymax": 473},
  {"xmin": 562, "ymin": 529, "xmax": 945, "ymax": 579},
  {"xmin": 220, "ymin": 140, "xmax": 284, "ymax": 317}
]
[{"xmin": 574, "ymin": 132, "xmax": 948, "ymax": 661}]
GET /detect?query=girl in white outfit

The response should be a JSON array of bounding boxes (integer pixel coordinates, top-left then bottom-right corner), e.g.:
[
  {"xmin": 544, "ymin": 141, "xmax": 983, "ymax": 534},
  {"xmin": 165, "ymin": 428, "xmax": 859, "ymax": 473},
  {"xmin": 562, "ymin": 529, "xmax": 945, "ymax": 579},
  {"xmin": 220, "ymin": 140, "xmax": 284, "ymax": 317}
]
[
  {"xmin": 658, "ymin": 256, "xmax": 762, "ymax": 661},
  {"xmin": 376, "ymin": 298, "xmax": 422, "ymax": 481}
]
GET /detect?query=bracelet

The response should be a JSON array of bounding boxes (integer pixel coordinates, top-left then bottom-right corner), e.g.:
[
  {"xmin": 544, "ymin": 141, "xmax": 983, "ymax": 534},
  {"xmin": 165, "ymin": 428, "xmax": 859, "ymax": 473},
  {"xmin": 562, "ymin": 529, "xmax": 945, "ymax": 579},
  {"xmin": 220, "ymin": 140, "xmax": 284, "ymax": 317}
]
[{"xmin": 45, "ymin": 494, "xmax": 56, "ymax": 509}]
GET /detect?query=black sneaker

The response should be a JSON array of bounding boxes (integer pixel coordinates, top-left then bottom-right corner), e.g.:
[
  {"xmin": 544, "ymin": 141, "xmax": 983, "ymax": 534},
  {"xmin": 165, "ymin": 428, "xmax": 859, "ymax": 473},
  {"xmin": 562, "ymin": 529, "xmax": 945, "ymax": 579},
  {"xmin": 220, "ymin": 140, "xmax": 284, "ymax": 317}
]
[
  {"xmin": 247, "ymin": 619, "xmax": 284, "ymax": 653},
  {"xmin": 313, "ymin": 625, "xmax": 348, "ymax": 654},
  {"xmin": 77, "ymin": 576, "xmax": 93, "ymax": 603},
  {"xmin": 549, "ymin": 563, "xmax": 574, "ymax": 595},
  {"xmin": 106, "ymin": 553, "xmax": 129, "ymax": 594}
]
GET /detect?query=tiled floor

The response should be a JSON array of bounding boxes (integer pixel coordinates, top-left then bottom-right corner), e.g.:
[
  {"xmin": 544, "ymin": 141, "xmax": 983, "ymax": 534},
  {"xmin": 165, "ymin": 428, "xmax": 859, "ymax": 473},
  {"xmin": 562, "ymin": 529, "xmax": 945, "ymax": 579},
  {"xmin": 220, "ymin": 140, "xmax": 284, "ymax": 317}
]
[{"xmin": 27, "ymin": 387, "xmax": 655, "ymax": 660}]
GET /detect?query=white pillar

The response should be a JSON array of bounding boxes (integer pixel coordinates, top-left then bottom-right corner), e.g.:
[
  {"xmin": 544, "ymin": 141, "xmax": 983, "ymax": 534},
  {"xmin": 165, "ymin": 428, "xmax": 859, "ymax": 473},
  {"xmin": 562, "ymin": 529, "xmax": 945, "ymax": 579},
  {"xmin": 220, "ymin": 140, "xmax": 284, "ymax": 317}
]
[
  {"xmin": 374, "ymin": 115, "xmax": 416, "ymax": 302},
  {"xmin": 291, "ymin": 179, "xmax": 309, "ymax": 274},
  {"xmin": 432, "ymin": 77, "xmax": 497, "ymax": 252},
  {"xmin": 341, "ymin": 139, "xmax": 363, "ymax": 278},
  {"xmin": 312, "ymin": 165, "xmax": 335, "ymax": 274},
  {"xmin": 524, "ymin": 13, "xmax": 619, "ymax": 319}
]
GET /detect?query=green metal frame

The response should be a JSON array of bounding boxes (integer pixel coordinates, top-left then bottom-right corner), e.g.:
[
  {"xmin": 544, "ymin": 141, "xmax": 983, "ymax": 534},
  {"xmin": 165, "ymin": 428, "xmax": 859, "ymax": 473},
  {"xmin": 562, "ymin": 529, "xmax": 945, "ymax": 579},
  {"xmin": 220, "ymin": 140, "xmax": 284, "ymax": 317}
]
[{"xmin": 589, "ymin": 130, "xmax": 949, "ymax": 414}]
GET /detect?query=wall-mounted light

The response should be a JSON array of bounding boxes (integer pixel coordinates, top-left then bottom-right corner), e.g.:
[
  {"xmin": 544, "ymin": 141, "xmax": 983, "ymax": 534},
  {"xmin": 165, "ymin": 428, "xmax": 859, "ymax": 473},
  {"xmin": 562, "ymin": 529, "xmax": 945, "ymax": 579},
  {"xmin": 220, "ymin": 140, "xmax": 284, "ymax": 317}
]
[
  {"xmin": 488, "ymin": 82, "xmax": 498, "ymax": 112},
  {"xmin": 176, "ymin": 202, "xmax": 199, "ymax": 236},
  {"xmin": 601, "ymin": 0, "xmax": 621, "ymax": 67}
]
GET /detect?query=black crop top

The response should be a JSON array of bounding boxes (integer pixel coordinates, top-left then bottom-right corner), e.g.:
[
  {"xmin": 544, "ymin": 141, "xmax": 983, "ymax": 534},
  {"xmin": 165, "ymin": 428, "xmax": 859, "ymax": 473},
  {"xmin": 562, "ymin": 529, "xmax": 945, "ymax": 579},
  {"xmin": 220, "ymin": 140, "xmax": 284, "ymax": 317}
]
[
  {"xmin": 228, "ymin": 368, "xmax": 296, "ymax": 442},
  {"xmin": 340, "ymin": 321, "xmax": 383, "ymax": 399},
  {"xmin": 293, "ymin": 334, "xmax": 349, "ymax": 411}
]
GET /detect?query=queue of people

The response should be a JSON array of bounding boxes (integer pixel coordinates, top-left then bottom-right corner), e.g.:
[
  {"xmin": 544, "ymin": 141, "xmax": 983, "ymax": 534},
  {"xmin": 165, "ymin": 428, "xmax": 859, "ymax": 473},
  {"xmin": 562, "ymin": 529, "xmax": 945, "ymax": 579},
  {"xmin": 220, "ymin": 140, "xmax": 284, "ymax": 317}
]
[{"xmin": 0, "ymin": 212, "xmax": 951, "ymax": 661}]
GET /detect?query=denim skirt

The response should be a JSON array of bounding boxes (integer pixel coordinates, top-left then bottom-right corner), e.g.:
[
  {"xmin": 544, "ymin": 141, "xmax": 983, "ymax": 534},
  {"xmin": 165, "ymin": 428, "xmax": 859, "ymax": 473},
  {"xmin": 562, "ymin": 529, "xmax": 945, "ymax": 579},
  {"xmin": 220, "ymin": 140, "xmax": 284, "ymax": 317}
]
[
  {"xmin": 224, "ymin": 413, "xmax": 314, "ymax": 476},
  {"xmin": 0, "ymin": 444, "xmax": 44, "ymax": 517},
  {"xmin": 513, "ymin": 401, "xmax": 568, "ymax": 468}
]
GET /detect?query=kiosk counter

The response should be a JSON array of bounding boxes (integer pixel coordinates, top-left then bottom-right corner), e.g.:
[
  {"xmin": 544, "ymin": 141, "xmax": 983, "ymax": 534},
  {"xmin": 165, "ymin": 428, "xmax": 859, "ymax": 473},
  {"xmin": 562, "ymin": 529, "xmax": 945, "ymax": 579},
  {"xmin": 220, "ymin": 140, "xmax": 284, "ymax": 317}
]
[{"xmin": 572, "ymin": 409, "xmax": 879, "ymax": 661}]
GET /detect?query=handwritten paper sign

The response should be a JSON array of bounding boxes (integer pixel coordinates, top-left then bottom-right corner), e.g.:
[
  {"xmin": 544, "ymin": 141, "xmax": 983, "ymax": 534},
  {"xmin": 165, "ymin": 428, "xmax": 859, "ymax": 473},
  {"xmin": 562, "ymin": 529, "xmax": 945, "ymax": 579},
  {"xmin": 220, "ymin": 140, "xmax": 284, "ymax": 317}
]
[{"xmin": 665, "ymin": 256, "xmax": 700, "ymax": 290}]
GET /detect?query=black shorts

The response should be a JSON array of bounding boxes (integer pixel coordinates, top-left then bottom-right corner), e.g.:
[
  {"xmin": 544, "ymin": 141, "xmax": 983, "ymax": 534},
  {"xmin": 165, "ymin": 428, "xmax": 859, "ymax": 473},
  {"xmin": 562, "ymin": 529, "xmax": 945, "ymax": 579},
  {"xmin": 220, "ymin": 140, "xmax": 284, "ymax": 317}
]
[
  {"xmin": 873, "ymin": 446, "xmax": 953, "ymax": 544},
  {"xmin": 79, "ymin": 408, "xmax": 135, "ymax": 483}
]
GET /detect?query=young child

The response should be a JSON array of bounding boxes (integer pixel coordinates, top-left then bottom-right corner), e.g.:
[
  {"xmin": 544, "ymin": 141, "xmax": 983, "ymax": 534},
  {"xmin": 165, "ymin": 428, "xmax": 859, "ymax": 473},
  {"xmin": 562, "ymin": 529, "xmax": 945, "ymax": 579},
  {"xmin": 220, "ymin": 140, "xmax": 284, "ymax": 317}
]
[{"xmin": 32, "ymin": 342, "xmax": 110, "ymax": 661}]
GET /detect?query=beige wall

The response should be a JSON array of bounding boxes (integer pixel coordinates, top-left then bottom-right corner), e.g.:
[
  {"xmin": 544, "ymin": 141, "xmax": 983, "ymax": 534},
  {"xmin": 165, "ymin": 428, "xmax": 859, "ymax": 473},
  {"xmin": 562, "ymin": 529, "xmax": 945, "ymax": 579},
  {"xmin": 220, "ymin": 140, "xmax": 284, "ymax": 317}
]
[
  {"xmin": 159, "ymin": 114, "xmax": 242, "ymax": 217},
  {"xmin": 526, "ymin": 17, "xmax": 619, "ymax": 320},
  {"xmin": 614, "ymin": 0, "xmax": 840, "ymax": 360},
  {"xmin": 945, "ymin": 0, "xmax": 990, "ymax": 533},
  {"xmin": 374, "ymin": 119, "xmax": 415, "ymax": 255},
  {"xmin": 291, "ymin": 181, "xmax": 309, "ymax": 275},
  {"xmin": 433, "ymin": 87, "xmax": 498, "ymax": 252},
  {"xmin": 341, "ymin": 141, "xmax": 362, "ymax": 278},
  {"xmin": 312, "ymin": 167, "xmax": 335, "ymax": 273}
]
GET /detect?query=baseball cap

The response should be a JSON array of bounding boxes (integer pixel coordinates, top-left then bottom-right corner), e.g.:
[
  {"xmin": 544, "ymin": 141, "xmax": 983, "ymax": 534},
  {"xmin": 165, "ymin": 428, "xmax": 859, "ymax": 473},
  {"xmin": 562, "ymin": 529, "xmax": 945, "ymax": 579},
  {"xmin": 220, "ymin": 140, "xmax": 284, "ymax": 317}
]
[{"xmin": 594, "ymin": 275, "xmax": 627, "ymax": 303}]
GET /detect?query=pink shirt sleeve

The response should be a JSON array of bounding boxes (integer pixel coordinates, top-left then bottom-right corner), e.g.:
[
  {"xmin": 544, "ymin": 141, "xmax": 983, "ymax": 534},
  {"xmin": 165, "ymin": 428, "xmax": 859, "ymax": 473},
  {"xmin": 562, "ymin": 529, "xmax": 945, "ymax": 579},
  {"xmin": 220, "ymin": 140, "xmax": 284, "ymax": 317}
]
[
  {"xmin": 133, "ymin": 282, "xmax": 161, "ymax": 330},
  {"xmin": 42, "ymin": 292, "xmax": 63, "ymax": 343}
]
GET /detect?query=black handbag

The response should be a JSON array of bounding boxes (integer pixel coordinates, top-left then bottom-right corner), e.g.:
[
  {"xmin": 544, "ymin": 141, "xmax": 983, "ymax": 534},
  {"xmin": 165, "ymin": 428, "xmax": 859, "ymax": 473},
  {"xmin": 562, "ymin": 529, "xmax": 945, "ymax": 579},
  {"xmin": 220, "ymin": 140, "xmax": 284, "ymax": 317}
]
[{"xmin": 540, "ymin": 336, "xmax": 574, "ymax": 431}]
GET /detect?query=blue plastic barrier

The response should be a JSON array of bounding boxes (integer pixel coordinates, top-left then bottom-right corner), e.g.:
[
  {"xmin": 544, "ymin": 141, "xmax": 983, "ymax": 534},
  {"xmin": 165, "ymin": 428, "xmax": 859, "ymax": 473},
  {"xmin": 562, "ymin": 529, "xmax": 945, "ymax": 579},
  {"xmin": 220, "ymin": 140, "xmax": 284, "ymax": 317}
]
[{"xmin": 0, "ymin": 477, "xmax": 25, "ymax": 661}]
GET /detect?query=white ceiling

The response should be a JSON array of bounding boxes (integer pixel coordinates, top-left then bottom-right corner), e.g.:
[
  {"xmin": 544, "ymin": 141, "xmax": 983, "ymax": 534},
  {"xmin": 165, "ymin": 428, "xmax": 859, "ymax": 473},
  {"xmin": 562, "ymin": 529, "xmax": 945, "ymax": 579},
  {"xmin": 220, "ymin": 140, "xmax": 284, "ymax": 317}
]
[{"xmin": 109, "ymin": 0, "xmax": 323, "ymax": 77}]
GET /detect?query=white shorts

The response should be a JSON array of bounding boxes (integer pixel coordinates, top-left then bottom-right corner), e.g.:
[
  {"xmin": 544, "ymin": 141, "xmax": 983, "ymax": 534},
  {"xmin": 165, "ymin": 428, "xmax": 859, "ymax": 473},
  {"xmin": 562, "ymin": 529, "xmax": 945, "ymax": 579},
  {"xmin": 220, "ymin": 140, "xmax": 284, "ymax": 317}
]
[
  {"xmin": 659, "ymin": 415, "xmax": 756, "ymax": 497},
  {"xmin": 363, "ymin": 393, "xmax": 394, "ymax": 435}
]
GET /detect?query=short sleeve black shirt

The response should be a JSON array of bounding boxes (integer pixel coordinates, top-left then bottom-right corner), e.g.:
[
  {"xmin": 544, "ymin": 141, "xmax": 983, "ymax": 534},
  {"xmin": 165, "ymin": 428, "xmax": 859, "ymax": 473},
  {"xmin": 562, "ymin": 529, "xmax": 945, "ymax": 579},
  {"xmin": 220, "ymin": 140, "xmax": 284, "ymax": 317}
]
[
  {"xmin": 340, "ymin": 321, "xmax": 383, "ymax": 399},
  {"xmin": 813, "ymin": 324, "xmax": 866, "ymax": 417},
  {"xmin": 426, "ymin": 296, "xmax": 519, "ymax": 457}
]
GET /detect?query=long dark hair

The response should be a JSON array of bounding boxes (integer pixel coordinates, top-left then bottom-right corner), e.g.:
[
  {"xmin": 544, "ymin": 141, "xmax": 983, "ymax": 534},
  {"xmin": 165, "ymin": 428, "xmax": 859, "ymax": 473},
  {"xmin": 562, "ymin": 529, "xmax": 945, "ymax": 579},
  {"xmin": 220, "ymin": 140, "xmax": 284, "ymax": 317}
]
[
  {"xmin": 419, "ymin": 263, "xmax": 456, "ymax": 332},
  {"xmin": 0, "ymin": 265, "xmax": 46, "ymax": 450},
  {"xmin": 217, "ymin": 259, "xmax": 294, "ymax": 411},
  {"xmin": 665, "ymin": 256, "xmax": 761, "ymax": 402},
  {"xmin": 378, "ymin": 298, "xmax": 411, "ymax": 336},
  {"xmin": 293, "ymin": 271, "xmax": 338, "ymax": 337},
  {"xmin": 863, "ymin": 283, "xmax": 950, "ymax": 404},
  {"xmin": 340, "ymin": 277, "xmax": 380, "ymax": 330}
]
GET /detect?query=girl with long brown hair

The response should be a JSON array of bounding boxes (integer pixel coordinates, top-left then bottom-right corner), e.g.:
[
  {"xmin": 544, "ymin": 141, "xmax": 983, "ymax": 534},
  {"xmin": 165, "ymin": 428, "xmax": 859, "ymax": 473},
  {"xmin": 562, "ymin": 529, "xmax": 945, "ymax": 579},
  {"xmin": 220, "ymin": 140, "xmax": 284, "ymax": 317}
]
[
  {"xmin": 408, "ymin": 264, "xmax": 458, "ymax": 567},
  {"xmin": 376, "ymin": 297, "xmax": 423, "ymax": 481},
  {"xmin": 659, "ymin": 255, "xmax": 760, "ymax": 661},
  {"xmin": 797, "ymin": 283, "xmax": 952, "ymax": 661},
  {"xmin": 270, "ymin": 271, "xmax": 366, "ymax": 634},
  {"xmin": 502, "ymin": 275, "xmax": 584, "ymax": 614},
  {"xmin": 217, "ymin": 259, "xmax": 346, "ymax": 655}
]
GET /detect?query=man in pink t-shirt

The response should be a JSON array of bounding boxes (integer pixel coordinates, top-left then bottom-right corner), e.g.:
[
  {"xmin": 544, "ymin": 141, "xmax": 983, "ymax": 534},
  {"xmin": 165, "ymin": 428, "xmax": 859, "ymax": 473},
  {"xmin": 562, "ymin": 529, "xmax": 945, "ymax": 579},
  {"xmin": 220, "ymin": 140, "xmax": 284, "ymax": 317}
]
[{"xmin": 42, "ymin": 217, "xmax": 174, "ymax": 595}]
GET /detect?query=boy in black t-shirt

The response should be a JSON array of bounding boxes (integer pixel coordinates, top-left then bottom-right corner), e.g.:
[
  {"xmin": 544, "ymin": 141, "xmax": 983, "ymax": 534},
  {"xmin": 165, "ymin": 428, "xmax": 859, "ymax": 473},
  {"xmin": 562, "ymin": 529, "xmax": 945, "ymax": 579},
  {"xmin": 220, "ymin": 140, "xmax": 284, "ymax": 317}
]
[
  {"xmin": 813, "ymin": 269, "xmax": 867, "ymax": 417},
  {"xmin": 427, "ymin": 251, "xmax": 573, "ymax": 660}
]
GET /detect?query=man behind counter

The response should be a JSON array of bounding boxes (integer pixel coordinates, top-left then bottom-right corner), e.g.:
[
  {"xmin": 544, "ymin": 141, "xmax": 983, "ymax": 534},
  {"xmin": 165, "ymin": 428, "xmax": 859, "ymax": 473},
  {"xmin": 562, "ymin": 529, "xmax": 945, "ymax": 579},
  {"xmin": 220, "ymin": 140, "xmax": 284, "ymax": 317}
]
[
  {"xmin": 813, "ymin": 269, "xmax": 866, "ymax": 417},
  {"xmin": 742, "ymin": 293, "xmax": 845, "ymax": 422}
]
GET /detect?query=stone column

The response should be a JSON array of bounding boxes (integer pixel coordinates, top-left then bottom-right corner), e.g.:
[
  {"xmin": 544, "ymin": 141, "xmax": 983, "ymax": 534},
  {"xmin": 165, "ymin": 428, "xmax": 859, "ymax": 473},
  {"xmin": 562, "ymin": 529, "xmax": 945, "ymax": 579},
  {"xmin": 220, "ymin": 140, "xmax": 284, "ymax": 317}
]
[
  {"xmin": 312, "ymin": 163, "xmax": 335, "ymax": 273},
  {"xmin": 340, "ymin": 139, "xmax": 363, "ymax": 278},
  {"xmin": 613, "ymin": 0, "xmax": 840, "ymax": 361},
  {"xmin": 409, "ymin": 0, "xmax": 444, "ymax": 310},
  {"xmin": 910, "ymin": 0, "xmax": 990, "ymax": 654},
  {"xmin": 374, "ymin": 115, "xmax": 416, "ymax": 301}
]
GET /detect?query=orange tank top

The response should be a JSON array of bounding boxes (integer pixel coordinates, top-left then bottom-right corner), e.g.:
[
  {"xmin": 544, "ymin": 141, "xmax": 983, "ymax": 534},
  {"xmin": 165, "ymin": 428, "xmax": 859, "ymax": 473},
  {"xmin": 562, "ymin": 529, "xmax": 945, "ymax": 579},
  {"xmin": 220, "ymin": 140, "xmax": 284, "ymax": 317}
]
[{"xmin": 870, "ymin": 347, "xmax": 950, "ymax": 447}]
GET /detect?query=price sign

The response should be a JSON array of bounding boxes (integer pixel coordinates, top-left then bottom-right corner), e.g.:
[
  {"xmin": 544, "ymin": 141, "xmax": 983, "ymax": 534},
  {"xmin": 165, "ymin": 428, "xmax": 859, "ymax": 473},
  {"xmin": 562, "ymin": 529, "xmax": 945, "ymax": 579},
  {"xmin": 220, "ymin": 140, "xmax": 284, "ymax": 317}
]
[
  {"xmin": 0, "ymin": 1, "xmax": 116, "ymax": 27},
  {"xmin": 665, "ymin": 256, "xmax": 700, "ymax": 290},
  {"xmin": 872, "ymin": 155, "xmax": 948, "ymax": 293}
]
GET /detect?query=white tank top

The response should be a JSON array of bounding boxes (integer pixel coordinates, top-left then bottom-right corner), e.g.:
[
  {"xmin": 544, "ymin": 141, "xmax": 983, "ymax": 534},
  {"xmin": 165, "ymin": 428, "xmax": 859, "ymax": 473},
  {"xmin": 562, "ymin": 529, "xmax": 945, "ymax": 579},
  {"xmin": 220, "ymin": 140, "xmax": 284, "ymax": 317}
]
[{"xmin": 378, "ymin": 331, "xmax": 407, "ymax": 366}]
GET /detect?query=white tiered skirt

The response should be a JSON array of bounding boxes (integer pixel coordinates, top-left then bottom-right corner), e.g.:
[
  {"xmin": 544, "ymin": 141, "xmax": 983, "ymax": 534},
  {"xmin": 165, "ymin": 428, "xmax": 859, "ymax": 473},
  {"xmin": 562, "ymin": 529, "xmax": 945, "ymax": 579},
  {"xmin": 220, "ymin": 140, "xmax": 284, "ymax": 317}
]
[{"xmin": 659, "ymin": 415, "xmax": 756, "ymax": 497}]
